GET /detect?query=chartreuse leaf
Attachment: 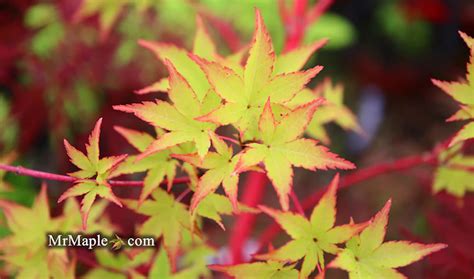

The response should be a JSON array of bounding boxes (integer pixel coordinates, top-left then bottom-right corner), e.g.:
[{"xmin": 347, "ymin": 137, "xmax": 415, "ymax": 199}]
[
  {"xmin": 137, "ymin": 9, "xmax": 245, "ymax": 96},
  {"xmin": 171, "ymin": 132, "xmax": 259, "ymax": 228},
  {"xmin": 59, "ymin": 118, "xmax": 127, "ymax": 230},
  {"xmin": 433, "ymin": 144, "xmax": 474, "ymax": 197},
  {"xmin": 273, "ymin": 39, "xmax": 328, "ymax": 75},
  {"xmin": 256, "ymin": 175, "xmax": 367, "ymax": 278},
  {"xmin": 137, "ymin": 15, "xmax": 215, "ymax": 95},
  {"xmin": 135, "ymin": 78, "xmax": 169, "ymax": 94},
  {"xmin": 61, "ymin": 197, "xmax": 117, "ymax": 235},
  {"xmin": 193, "ymin": 16, "xmax": 218, "ymax": 60},
  {"xmin": 123, "ymin": 188, "xmax": 194, "ymax": 269},
  {"xmin": 0, "ymin": 185, "xmax": 74, "ymax": 278},
  {"xmin": 329, "ymin": 200, "xmax": 447, "ymax": 279},
  {"xmin": 148, "ymin": 247, "xmax": 212, "ymax": 279},
  {"xmin": 432, "ymin": 31, "xmax": 474, "ymax": 146},
  {"xmin": 211, "ymin": 261, "xmax": 299, "ymax": 279},
  {"xmin": 25, "ymin": 4, "xmax": 65, "ymax": 58},
  {"xmin": 192, "ymin": 10, "xmax": 323, "ymax": 140},
  {"xmin": 173, "ymin": 132, "xmax": 240, "ymax": 211},
  {"xmin": 296, "ymin": 79, "xmax": 362, "ymax": 144},
  {"xmin": 194, "ymin": 193, "xmax": 258, "ymax": 230},
  {"xmin": 112, "ymin": 126, "xmax": 179, "ymax": 202},
  {"xmin": 85, "ymin": 249, "xmax": 154, "ymax": 279},
  {"xmin": 237, "ymin": 101, "xmax": 355, "ymax": 210},
  {"xmin": 114, "ymin": 61, "xmax": 217, "ymax": 159},
  {"xmin": 137, "ymin": 40, "xmax": 211, "ymax": 101},
  {"xmin": 74, "ymin": 0, "xmax": 130, "ymax": 39}
]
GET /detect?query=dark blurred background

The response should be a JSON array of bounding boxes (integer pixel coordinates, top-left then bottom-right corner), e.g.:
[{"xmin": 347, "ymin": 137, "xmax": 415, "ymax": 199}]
[{"xmin": 1, "ymin": 0, "xmax": 473, "ymax": 278}]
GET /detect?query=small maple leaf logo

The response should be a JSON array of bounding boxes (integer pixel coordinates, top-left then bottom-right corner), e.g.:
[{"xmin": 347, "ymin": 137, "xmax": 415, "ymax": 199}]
[{"xmin": 110, "ymin": 234, "xmax": 125, "ymax": 250}]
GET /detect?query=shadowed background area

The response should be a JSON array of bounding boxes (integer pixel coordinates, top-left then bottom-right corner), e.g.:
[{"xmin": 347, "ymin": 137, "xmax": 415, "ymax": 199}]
[{"xmin": 0, "ymin": 0, "xmax": 473, "ymax": 278}]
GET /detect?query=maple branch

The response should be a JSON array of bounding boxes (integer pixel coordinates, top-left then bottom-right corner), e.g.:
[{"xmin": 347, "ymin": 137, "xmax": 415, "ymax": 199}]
[
  {"xmin": 0, "ymin": 164, "xmax": 190, "ymax": 187},
  {"xmin": 290, "ymin": 190, "xmax": 305, "ymax": 215},
  {"xmin": 218, "ymin": 135, "xmax": 241, "ymax": 146},
  {"xmin": 306, "ymin": 0, "xmax": 334, "ymax": 23},
  {"xmin": 230, "ymin": 171, "xmax": 268, "ymax": 264},
  {"xmin": 256, "ymin": 151, "xmax": 438, "ymax": 252},
  {"xmin": 282, "ymin": 0, "xmax": 334, "ymax": 51},
  {"xmin": 176, "ymin": 188, "xmax": 192, "ymax": 203}
]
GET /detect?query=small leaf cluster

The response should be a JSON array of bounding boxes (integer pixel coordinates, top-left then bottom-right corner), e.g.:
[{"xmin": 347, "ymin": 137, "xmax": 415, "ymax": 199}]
[
  {"xmin": 214, "ymin": 175, "xmax": 446, "ymax": 278},
  {"xmin": 114, "ymin": 9, "xmax": 354, "ymax": 214},
  {"xmin": 432, "ymin": 32, "xmax": 474, "ymax": 197}
]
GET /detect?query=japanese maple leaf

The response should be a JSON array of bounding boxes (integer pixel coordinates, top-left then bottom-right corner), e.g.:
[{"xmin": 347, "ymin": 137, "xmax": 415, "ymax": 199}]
[
  {"xmin": 329, "ymin": 200, "xmax": 447, "ymax": 279},
  {"xmin": 85, "ymin": 249, "xmax": 155, "ymax": 279},
  {"xmin": 123, "ymin": 188, "xmax": 193, "ymax": 269},
  {"xmin": 433, "ymin": 144, "xmax": 474, "ymax": 197},
  {"xmin": 114, "ymin": 61, "xmax": 217, "ymax": 159},
  {"xmin": 288, "ymin": 78, "xmax": 362, "ymax": 144},
  {"xmin": 432, "ymin": 31, "xmax": 474, "ymax": 146},
  {"xmin": 60, "ymin": 197, "xmax": 118, "ymax": 235},
  {"xmin": 191, "ymin": 10, "xmax": 323, "ymax": 140},
  {"xmin": 194, "ymin": 193, "xmax": 258, "ymax": 230},
  {"xmin": 58, "ymin": 118, "xmax": 126, "ymax": 230},
  {"xmin": 136, "ymin": 15, "xmax": 247, "ymax": 96},
  {"xmin": 112, "ymin": 126, "xmax": 178, "ymax": 203},
  {"xmin": 172, "ymin": 132, "xmax": 241, "ymax": 211},
  {"xmin": 0, "ymin": 185, "xmax": 74, "ymax": 278},
  {"xmin": 148, "ymin": 247, "xmax": 212, "ymax": 279},
  {"xmin": 74, "ymin": 0, "xmax": 122, "ymax": 39},
  {"xmin": 256, "ymin": 175, "xmax": 367, "ymax": 278},
  {"xmin": 236, "ymin": 100, "xmax": 355, "ymax": 210},
  {"xmin": 211, "ymin": 261, "xmax": 299, "ymax": 279}
]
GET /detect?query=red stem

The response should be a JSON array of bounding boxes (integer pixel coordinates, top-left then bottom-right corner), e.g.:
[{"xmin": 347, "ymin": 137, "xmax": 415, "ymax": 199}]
[
  {"xmin": 218, "ymin": 135, "xmax": 241, "ymax": 145},
  {"xmin": 202, "ymin": 13, "xmax": 241, "ymax": 52},
  {"xmin": 256, "ymin": 152, "xmax": 437, "ymax": 252},
  {"xmin": 0, "ymin": 164, "xmax": 190, "ymax": 187},
  {"xmin": 282, "ymin": 0, "xmax": 334, "ymax": 51},
  {"xmin": 229, "ymin": 171, "xmax": 268, "ymax": 263},
  {"xmin": 176, "ymin": 188, "xmax": 192, "ymax": 203},
  {"xmin": 290, "ymin": 190, "xmax": 304, "ymax": 215},
  {"xmin": 306, "ymin": 0, "xmax": 334, "ymax": 23}
]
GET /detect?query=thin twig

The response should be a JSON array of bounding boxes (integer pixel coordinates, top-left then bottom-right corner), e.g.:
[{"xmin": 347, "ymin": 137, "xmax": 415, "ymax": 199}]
[
  {"xmin": 176, "ymin": 188, "xmax": 192, "ymax": 203},
  {"xmin": 0, "ymin": 164, "xmax": 190, "ymax": 187},
  {"xmin": 218, "ymin": 135, "xmax": 241, "ymax": 146},
  {"xmin": 290, "ymin": 190, "xmax": 305, "ymax": 215}
]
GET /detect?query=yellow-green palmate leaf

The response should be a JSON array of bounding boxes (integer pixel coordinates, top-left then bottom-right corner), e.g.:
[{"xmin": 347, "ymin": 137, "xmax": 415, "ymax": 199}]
[
  {"xmin": 60, "ymin": 197, "xmax": 117, "ymax": 234},
  {"xmin": 74, "ymin": 0, "xmax": 152, "ymax": 40},
  {"xmin": 236, "ymin": 100, "xmax": 355, "ymax": 210},
  {"xmin": 289, "ymin": 78, "xmax": 362, "ymax": 144},
  {"xmin": 112, "ymin": 126, "xmax": 179, "ymax": 203},
  {"xmin": 136, "ymin": 13, "xmax": 245, "ymax": 96},
  {"xmin": 329, "ymin": 200, "xmax": 447, "ymax": 279},
  {"xmin": 148, "ymin": 248, "xmax": 211, "ymax": 279},
  {"xmin": 433, "ymin": 143, "xmax": 474, "ymax": 197},
  {"xmin": 193, "ymin": 192, "xmax": 259, "ymax": 230},
  {"xmin": 172, "ymin": 132, "xmax": 259, "ymax": 228},
  {"xmin": 114, "ymin": 61, "xmax": 218, "ymax": 159},
  {"xmin": 85, "ymin": 249, "xmax": 154, "ymax": 279},
  {"xmin": 59, "ymin": 118, "xmax": 126, "ymax": 230},
  {"xmin": 0, "ymin": 185, "xmax": 74, "ymax": 279},
  {"xmin": 122, "ymin": 188, "xmax": 193, "ymax": 269},
  {"xmin": 191, "ymin": 10, "xmax": 324, "ymax": 140},
  {"xmin": 432, "ymin": 31, "xmax": 474, "ymax": 146},
  {"xmin": 172, "ymin": 132, "xmax": 241, "ymax": 211},
  {"xmin": 211, "ymin": 261, "xmax": 299, "ymax": 279},
  {"xmin": 256, "ymin": 175, "xmax": 367, "ymax": 278}
]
